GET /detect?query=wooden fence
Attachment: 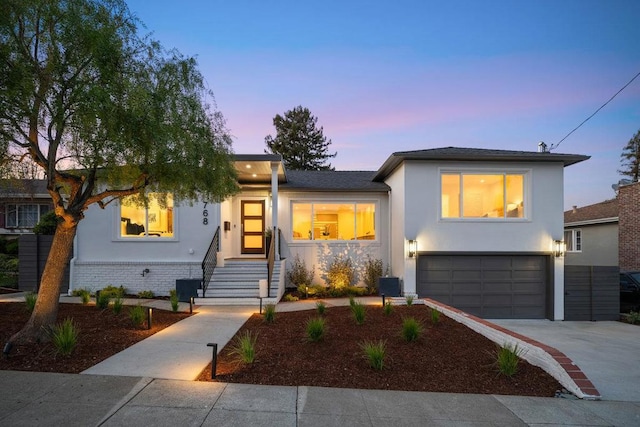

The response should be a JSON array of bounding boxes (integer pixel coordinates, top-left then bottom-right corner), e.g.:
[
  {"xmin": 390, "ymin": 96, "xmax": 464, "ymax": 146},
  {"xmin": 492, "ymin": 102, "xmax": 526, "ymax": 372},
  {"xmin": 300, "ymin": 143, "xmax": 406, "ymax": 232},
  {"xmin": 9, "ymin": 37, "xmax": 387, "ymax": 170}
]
[{"xmin": 564, "ymin": 265, "xmax": 619, "ymax": 321}]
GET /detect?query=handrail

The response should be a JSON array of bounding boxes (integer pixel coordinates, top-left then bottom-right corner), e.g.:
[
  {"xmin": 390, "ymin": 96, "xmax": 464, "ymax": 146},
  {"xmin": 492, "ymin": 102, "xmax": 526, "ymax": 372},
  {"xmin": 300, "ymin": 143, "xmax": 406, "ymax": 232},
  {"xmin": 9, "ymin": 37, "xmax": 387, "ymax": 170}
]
[
  {"xmin": 266, "ymin": 226, "xmax": 276, "ymax": 297},
  {"xmin": 201, "ymin": 226, "xmax": 220, "ymax": 297}
]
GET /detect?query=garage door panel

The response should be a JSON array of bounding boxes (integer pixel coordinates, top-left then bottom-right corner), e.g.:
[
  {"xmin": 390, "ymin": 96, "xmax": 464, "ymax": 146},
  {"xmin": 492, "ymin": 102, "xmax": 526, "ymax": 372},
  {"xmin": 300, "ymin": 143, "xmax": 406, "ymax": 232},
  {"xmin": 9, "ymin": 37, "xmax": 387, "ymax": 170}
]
[
  {"xmin": 421, "ymin": 271, "xmax": 450, "ymax": 281},
  {"xmin": 452, "ymin": 257, "xmax": 482, "ymax": 269},
  {"xmin": 483, "ymin": 294, "xmax": 512, "ymax": 305},
  {"xmin": 512, "ymin": 281, "xmax": 544, "ymax": 293},
  {"xmin": 451, "ymin": 282, "xmax": 481, "ymax": 293},
  {"xmin": 513, "ymin": 257, "xmax": 545, "ymax": 269},
  {"xmin": 482, "ymin": 270, "xmax": 513, "ymax": 281},
  {"xmin": 482, "ymin": 257, "xmax": 512, "ymax": 268},
  {"xmin": 452, "ymin": 295, "xmax": 482, "ymax": 306},
  {"xmin": 483, "ymin": 282, "xmax": 513, "ymax": 293},
  {"xmin": 513, "ymin": 270, "xmax": 544, "ymax": 280},
  {"xmin": 452, "ymin": 270, "xmax": 482, "ymax": 281},
  {"xmin": 512, "ymin": 294, "xmax": 545, "ymax": 305}
]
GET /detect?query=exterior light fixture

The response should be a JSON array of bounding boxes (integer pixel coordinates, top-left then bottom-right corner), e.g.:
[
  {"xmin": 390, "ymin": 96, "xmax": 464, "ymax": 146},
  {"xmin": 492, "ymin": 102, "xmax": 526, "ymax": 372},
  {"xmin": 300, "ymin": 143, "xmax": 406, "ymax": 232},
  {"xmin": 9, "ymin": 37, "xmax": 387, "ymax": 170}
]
[
  {"xmin": 408, "ymin": 239, "xmax": 417, "ymax": 258},
  {"xmin": 553, "ymin": 240, "xmax": 566, "ymax": 258}
]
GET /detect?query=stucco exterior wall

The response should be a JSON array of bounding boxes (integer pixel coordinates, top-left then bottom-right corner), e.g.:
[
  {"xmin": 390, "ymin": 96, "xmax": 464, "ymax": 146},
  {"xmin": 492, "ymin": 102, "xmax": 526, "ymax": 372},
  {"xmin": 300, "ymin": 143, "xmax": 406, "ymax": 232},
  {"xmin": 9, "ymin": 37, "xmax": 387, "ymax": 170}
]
[{"xmin": 564, "ymin": 223, "xmax": 619, "ymax": 266}]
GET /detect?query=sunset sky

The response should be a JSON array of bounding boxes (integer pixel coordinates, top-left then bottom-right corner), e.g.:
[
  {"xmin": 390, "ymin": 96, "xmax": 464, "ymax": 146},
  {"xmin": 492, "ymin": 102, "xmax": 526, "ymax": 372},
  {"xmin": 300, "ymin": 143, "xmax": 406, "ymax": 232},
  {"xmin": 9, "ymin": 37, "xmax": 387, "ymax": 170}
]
[{"xmin": 126, "ymin": 0, "xmax": 640, "ymax": 209}]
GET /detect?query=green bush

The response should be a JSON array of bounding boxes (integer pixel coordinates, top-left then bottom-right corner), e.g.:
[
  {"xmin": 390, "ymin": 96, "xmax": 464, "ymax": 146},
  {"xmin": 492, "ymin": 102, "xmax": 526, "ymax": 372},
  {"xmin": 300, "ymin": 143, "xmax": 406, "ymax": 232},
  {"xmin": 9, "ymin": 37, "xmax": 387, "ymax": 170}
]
[
  {"xmin": 112, "ymin": 296, "xmax": 123, "ymax": 314},
  {"xmin": 360, "ymin": 340, "xmax": 386, "ymax": 370},
  {"xmin": 351, "ymin": 301, "xmax": 366, "ymax": 325},
  {"xmin": 169, "ymin": 289, "xmax": 179, "ymax": 312},
  {"xmin": 327, "ymin": 255, "xmax": 355, "ymax": 288},
  {"xmin": 33, "ymin": 211, "xmax": 61, "ymax": 235},
  {"xmin": 383, "ymin": 301, "xmax": 393, "ymax": 316},
  {"xmin": 287, "ymin": 254, "xmax": 314, "ymax": 287},
  {"xmin": 129, "ymin": 305, "xmax": 145, "ymax": 328},
  {"xmin": 24, "ymin": 292, "xmax": 37, "ymax": 312},
  {"xmin": 315, "ymin": 301, "xmax": 326, "ymax": 315},
  {"xmin": 229, "ymin": 331, "xmax": 258, "ymax": 364},
  {"xmin": 401, "ymin": 317, "xmax": 423, "ymax": 342},
  {"xmin": 50, "ymin": 318, "xmax": 78, "ymax": 356},
  {"xmin": 495, "ymin": 343, "xmax": 523, "ymax": 377},
  {"xmin": 2, "ymin": 238, "xmax": 19, "ymax": 255},
  {"xmin": 283, "ymin": 293, "xmax": 299, "ymax": 302},
  {"xmin": 96, "ymin": 291, "xmax": 111, "ymax": 309},
  {"xmin": 263, "ymin": 304, "xmax": 276, "ymax": 323},
  {"xmin": 626, "ymin": 311, "xmax": 640, "ymax": 325},
  {"xmin": 297, "ymin": 283, "xmax": 326, "ymax": 298},
  {"xmin": 363, "ymin": 256, "xmax": 384, "ymax": 293},
  {"xmin": 72, "ymin": 288, "xmax": 91, "ymax": 305},
  {"xmin": 306, "ymin": 317, "xmax": 326, "ymax": 342},
  {"xmin": 101, "ymin": 285, "xmax": 126, "ymax": 298},
  {"xmin": 138, "ymin": 290, "xmax": 155, "ymax": 299},
  {"xmin": 406, "ymin": 295, "xmax": 414, "ymax": 306},
  {"xmin": 430, "ymin": 308, "xmax": 440, "ymax": 324}
]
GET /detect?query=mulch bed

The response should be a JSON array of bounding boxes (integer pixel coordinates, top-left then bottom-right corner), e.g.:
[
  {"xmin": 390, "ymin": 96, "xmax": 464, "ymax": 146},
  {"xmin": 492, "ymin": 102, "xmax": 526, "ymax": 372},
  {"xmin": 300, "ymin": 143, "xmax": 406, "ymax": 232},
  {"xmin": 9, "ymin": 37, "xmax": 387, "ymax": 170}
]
[
  {"xmin": 197, "ymin": 304, "xmax": 562, "ymax": 397},
  {"xmin": 0, "ymin": 302, "xmax": 190, "ymax": 373}
]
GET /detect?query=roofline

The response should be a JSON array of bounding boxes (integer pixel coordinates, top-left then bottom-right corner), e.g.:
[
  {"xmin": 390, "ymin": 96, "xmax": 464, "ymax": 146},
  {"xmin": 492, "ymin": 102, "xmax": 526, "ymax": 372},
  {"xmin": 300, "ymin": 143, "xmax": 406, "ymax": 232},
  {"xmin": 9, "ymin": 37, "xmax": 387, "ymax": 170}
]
[
  {"xmin": 233, "ymin": 154, "xmax": 282, "ymax": 162},
  {"xmin": 278, "ymin": 187, "xmax": 390, "ymax": 193},
  {"xmin": 565, "ymin": 217, "xmax": 619, "ymax": 227},
  {"xmin": 373, "ymin": 150, "xmax": 590, "ymax": 181}
]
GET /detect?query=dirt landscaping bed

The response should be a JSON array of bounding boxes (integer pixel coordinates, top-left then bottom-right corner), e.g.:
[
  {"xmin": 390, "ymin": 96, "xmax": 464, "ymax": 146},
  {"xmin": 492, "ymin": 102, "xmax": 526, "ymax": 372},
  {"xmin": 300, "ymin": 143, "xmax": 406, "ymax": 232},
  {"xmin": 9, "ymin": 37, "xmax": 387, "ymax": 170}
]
[
  {"xmin": 0, "ymin": 302, "xmax": 190, "ymax": 373},
  {"xmin": 197, "ymin": 304, "xmax": 561, "ymax": 397}
]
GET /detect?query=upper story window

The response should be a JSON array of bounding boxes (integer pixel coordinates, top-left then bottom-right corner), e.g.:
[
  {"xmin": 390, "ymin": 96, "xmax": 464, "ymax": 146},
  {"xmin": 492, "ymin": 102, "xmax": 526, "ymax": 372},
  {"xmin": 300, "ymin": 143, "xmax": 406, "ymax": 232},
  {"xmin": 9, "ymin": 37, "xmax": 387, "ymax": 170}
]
[
  {"xmin": 5, "ymin": 204, "xmax": 50, "ymax": 228},
  {"xmin": 292, "ymin": 202, "xmax": 376, "ymax": 241},
  {"xmin": 564, "ymin": 229, "xmax": 582, "ymax": 252},
  {"xmin": 119, "ymin": 193, "xmax": 174, "ymax": 238},
  {"xmin": 441, "ymin": 172, "xmax": 525, "ymax": 219}
]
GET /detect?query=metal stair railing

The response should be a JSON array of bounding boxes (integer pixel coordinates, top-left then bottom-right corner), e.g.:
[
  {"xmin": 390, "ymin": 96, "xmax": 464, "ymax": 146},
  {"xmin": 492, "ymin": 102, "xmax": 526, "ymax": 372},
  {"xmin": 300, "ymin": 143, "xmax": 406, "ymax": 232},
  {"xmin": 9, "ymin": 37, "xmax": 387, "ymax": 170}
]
[
  {"xmin": 266, "ymin": 226, "xmax": 276, "ymax": 298},
  {"xmin": 201, "ymin": 226, "xmax": 220, "ymax": 297}
]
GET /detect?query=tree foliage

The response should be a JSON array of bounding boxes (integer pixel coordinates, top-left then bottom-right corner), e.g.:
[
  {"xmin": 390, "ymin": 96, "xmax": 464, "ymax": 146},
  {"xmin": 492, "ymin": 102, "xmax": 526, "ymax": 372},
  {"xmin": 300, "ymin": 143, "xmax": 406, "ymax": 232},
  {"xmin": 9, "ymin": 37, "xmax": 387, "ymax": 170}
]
[
  {"xmin": 264, "ymin": 106, "xmax": 336, "ymax": 170},
  {"xmin": 0, "ymin": 0, "xmax": 238, "ymax": 343},
  {"xmin": 619, "ymin": 129, "xmax": 640, "ymax": 182}
]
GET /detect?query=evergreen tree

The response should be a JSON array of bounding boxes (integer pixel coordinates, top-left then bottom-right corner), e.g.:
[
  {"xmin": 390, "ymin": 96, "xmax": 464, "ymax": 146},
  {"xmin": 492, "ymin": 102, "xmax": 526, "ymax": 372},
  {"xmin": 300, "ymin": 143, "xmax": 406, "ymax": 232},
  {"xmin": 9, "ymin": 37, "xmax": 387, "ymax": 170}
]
[
  {"xmin": 619, "ymin": 129, "xmax": 640, "ymax": 182},
  {"xmin": 264, "ymin": 106, "xmax": 336, "ymax": 170}
]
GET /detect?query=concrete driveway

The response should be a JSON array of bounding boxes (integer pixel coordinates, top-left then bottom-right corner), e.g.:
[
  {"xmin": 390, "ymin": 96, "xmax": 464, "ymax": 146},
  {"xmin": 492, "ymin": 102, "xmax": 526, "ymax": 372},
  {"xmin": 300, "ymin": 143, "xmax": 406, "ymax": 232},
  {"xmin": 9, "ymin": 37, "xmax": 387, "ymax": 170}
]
[{"xmin": 492, "ymin": 319, "xmax": 640, "ymax": 402}]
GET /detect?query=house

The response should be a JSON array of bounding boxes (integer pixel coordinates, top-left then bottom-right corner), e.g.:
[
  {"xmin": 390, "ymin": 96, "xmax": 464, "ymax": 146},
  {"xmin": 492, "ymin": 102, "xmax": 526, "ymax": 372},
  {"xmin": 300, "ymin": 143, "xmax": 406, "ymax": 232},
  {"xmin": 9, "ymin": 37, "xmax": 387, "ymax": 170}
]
[
  {"xmin": 563, "ymin": 199, "xmax": 618, "ymax": 267},
  {"xmin": 70, "ymin": 147, "xmax": 589, "ymax": 320},
  {"xmin": 0, "ymin": 179, "xmax": 53, "ymax": 236}
]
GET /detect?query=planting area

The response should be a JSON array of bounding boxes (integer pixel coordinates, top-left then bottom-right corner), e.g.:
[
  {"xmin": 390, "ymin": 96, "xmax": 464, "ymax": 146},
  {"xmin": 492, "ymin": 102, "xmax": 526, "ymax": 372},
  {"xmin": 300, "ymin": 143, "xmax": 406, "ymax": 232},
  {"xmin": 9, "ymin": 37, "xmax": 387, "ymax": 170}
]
[
  {"xmin": 0, "ymin": 302, "xmax": 190, "ymax": 373},
  {"xmin": 198, "ymin": 304, "xmax": 561, "ymax": 397}
]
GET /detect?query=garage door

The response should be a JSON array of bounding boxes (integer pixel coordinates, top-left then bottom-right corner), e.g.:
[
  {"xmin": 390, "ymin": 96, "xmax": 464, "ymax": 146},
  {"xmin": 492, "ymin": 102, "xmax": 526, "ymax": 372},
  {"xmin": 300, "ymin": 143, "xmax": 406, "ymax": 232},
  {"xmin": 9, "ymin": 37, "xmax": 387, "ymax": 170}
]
[{"xmin": 417, "ymin": 255, "xmax": 549, "ymax": 319}]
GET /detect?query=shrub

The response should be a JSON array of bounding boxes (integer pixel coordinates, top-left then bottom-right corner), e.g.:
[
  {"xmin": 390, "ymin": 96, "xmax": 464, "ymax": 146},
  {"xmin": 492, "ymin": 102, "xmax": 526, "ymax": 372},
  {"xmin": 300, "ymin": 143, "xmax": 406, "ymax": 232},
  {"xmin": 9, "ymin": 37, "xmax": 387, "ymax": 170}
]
[
  {"xmin": 626, "ymin": 311, "xmax": 640, "ymax": 325},
  {"xmin": 287, "ymin": 254, "xmax": 314, "ymax": 287},
  {"xmin": 50, "ymin": 318, "xmax": 79, "ymax": 356},
  {"xmin": 315, "ymin": 301, "xmax": 326, "ymax": 315},
  {"xmin": 112, "ymin": 296, "xmax": 123, "ymax": 314},
  {"xmin": 283, "ymin": 293, "xmax": 299, "ymax": 302},
  {"xmin": 263, "ymin": 304, "xmax": 276, "ymax": 323},
  {"xmin": 298, "ymin": 283, "xmax": 326, "ymax": 298},
  {"xmin": 363, "ymin": 256, "xmax": 384, "ymax": 293},
  {"xmin": 96, "ymin": 291, "xmax": 111, "ymax": 309},
  {"xmin": 24, "ymin": 292, "xmax": 37, "ymax": 312},
  {"xmin": 360, "ymin": 340, "xmax": 386, "ymax": 371},
  {"xmin": 401, "ymin": 317, "xmax": 423, "ymax": 342},
  {"xmin": 129, "ymin": 305, "xmax": 145, "ymax": 328},
  {"xmin": 351, "ymin": 301, "xmax": 366, "ymax": 325},
  {"xmin": 406, "ymin": 295, "xmax": 414, "ymax": 306},
  {"xmin": 383, "ymin": 301, "xmax": 393, "ymax": 316},
  {"xmin": 101, "ymin": 285, "xmax": 126, "ymax": 299},
  {"xmin": 33, "ymin": 211, "xmax": 61, "ymax": 235},
  {"xmin": 72, "ymin": 288, "xmax": 91, "ymax": 305},
  {"xmin": 137, "ymin": 290, "xmax": 155, "ymax": 299},
  {"xmin": 495, "ymin": 343, "xmax": 523, "ymax": 377},
  {"xmin": 430, "ymin": 308, "xmax": 440, "ymax": 324},
  {"xmin": 169, "ymin": 289, "xmax": 179, "ymax": 312},
  {"xmin": 306, "ymin": 317, "xmax": 326, "ymax": 342},
  {"xmin": 229, "ymin": 331, "xmax": 258, "ymax": 364},
  {"xmin": 327, "ymin": 255, "xmax": 355, "ymax": 288}
]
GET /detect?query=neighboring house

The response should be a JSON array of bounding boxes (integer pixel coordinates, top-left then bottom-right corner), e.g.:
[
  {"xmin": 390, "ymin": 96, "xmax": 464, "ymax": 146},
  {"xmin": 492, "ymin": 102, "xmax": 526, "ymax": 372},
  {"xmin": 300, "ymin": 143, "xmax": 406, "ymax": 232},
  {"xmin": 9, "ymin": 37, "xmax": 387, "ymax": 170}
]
[
  {"xmin": 0, "ymin": 179, "xmax": 52, "ymax": 237},
  {"xmin": 563, "ymin": 199, "xmax": 618, "ymax": 266},
  {"xmin": 618, "ymin": 180, "xmax": 640, "ymax": 271},
  {"xmin": 71, "ymin": 147, "xmax": 588, "ymax": 320}
]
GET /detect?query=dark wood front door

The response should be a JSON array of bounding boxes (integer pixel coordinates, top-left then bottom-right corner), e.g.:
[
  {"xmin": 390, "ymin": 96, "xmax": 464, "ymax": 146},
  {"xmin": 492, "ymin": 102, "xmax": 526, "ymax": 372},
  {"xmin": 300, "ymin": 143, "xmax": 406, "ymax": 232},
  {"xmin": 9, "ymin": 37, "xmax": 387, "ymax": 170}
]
[{"xmin": 241, "ymin": 200, "xmax": 265, "ymax": 254}]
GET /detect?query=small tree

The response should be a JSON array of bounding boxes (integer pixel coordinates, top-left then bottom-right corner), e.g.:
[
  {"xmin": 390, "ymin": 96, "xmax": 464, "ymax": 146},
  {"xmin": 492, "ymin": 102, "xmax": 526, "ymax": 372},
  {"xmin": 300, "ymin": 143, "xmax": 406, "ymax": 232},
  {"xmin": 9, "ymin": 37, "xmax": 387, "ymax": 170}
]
[
  {"xmin": 619, "ymin": 129, "xmax": 640, "ymax": 182},
  {"xmin": 264, "ymin": 106, "xmax": 336, "ymax": 170}
]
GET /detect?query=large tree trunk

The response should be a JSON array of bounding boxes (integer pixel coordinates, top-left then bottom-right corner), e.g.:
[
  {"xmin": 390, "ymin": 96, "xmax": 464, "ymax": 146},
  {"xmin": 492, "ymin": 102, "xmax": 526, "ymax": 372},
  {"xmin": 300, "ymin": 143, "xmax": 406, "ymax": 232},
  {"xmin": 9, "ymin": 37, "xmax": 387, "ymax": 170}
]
[{"xmin": 9, "ymin": 222, "xmax": 77, "ymax": 344}]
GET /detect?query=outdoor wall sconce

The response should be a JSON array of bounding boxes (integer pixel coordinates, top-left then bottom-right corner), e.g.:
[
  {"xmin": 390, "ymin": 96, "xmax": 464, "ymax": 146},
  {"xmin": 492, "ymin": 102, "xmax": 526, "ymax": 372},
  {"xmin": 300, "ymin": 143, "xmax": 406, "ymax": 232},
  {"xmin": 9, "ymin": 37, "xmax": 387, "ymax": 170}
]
[
  {"xmin": 408, "ymin": 239, "xmax": 417, "ymax": 258},
  {"xmin": 141, "ymin": 268, "xmax": 150, "ymax": 277},
  {"xmin": 553, "ymin": 240, "xmax": 566, "ymax": 258}
]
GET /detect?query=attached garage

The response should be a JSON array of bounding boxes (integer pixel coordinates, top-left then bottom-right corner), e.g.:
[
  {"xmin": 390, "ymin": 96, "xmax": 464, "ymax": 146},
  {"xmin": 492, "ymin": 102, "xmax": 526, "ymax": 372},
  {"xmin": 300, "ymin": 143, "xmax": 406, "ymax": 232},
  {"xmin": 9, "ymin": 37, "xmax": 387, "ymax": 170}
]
[{"xmin": 416, "ymin": 254, "xmax": 551, "ymax": 319}]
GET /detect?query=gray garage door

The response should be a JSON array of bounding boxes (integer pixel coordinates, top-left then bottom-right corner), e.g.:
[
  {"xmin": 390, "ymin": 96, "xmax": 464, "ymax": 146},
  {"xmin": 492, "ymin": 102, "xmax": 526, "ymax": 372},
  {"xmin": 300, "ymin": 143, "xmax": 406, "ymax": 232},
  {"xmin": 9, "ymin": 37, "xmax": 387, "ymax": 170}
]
[{"xmin": 417, "ymin": 254, "xmax": 549, "ymax": 319}]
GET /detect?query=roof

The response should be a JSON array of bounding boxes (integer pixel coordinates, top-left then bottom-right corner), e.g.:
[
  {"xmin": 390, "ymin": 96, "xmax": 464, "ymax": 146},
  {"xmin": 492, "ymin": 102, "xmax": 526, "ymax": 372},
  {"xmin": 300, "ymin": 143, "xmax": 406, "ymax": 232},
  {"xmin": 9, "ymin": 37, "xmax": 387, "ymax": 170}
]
[
  {"xmin": 280, "ymin": 170, "xmax": 390, "ymax": 192},
  {"xmin": 564, "ymin": 198, "xmax": 618, "ymax": 226},
  {"xmin": 373, "ymin": 147, "xmax": 590, "ymax": 181},
  {"xmin": 0, "ymin": 179, "xmax": 49, "ymax": 198}
]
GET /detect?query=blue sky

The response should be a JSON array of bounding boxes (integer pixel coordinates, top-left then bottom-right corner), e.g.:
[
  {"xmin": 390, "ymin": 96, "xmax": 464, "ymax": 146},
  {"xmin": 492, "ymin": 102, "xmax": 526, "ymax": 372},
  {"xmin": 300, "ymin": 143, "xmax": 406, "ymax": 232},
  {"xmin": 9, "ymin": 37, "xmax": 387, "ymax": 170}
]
[{"xmin": 126, "ymin": 0, "xmax": 640, "ymax": 209}]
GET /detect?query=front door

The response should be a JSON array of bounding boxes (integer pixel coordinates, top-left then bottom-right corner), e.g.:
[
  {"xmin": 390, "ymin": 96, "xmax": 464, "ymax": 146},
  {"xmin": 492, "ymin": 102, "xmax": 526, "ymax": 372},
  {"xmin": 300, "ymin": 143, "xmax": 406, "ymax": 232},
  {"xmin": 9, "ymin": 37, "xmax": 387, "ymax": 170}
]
[{"xmin": 241, "ymin": 200, "xmax": 265, "ymax": 255}]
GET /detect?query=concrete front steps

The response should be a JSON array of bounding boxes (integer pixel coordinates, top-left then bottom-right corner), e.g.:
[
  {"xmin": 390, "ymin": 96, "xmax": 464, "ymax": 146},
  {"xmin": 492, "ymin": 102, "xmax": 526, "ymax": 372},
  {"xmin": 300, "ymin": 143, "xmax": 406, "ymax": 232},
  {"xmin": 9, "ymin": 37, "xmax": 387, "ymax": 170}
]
[{"xmin": 196, "ymin": 259, "xmax": 282, "ymax": 306}]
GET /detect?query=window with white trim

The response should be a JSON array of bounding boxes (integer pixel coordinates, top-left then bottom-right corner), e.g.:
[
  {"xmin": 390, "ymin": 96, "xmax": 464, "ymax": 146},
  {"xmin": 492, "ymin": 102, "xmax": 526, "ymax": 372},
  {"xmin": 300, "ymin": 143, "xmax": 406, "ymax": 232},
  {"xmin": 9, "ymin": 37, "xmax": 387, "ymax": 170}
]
[
  {"xmin": 441, "ymin": 172, "xmax": 526, "ymax": 219},
  {"xmin": 564, "ymin": 229, "xmax": 582, "ymax": 252},
  {"xmin": 119, "ymin": 193, "xmax": 174, "ymax": 238},
  {"xmin": 5, "ymin": 204, "xmax": 50, "ymax": 228},
  {"xmin": 292, "ymin": 202, "xmax": 376, "ymax": 241}
]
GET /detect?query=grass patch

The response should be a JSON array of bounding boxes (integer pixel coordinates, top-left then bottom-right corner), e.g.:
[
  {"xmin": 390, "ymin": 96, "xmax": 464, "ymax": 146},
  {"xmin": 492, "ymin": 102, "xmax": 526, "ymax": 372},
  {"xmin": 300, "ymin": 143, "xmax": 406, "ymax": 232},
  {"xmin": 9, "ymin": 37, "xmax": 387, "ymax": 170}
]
[
  {"xmin": 137, "ymin": 290, "xmax": 155, "ymax": 299},
  {"xmin": 306, "ymin": 317, "xmax": 326, "ymax": 342},
  {"xmin": 263, "ymin": 304, "xmax": 276, "ymax": 323},
  {"xmin": 495, "ymin": 343, "xmax": 523, "ymax": 377},
  {"xmin": 351, "ymin": 301, "xmax": 366, "ymax": 325},
  {"xmin": 360, "ymin": 340, "xmax": 386, "ymax": 370},
  {"xmin": 401, "ymin": 317, "xmax": 423, "ymax": 342},
  {"xmin": 50, "ymin": 318, "xmax": 79, "ymax": 356},
  {"xmin": 24, "ymin": 292, "xmax": 37, "ymax": 312},
  {"xmin": 229, "ymin": 331, "xmax": 258, "ymax": 364}
]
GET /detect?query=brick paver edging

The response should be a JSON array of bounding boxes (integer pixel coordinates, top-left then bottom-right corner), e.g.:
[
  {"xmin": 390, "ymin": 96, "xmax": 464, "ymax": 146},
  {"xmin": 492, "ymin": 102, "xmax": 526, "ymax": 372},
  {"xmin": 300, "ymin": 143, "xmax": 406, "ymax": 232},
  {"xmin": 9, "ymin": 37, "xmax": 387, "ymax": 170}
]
[{"xmin": 421, "ymin": 298, "xmax": 601, "ymax": 400}]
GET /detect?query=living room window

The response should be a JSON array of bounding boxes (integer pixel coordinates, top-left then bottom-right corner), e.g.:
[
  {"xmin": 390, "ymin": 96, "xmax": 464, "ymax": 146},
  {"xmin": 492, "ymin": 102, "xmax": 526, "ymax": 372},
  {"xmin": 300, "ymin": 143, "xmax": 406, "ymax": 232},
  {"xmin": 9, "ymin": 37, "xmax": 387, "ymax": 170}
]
[
  {"xmin": 564, "ymin": 229, "xmax": 582, "ymax": 252},
  {"xmin": 5, "ymin": 204, "xmax": 50, "ymax": 228},
  {"xmin": 441, "ymin": 172, "xmax": 525, "ymax": 219},
  {"xmin": 119, "ymin": 193, "xmax": 174, "ymax": 238},
  {"xmin": 292, "ymin": 202, "xmax": 376, "ymax": 241}
]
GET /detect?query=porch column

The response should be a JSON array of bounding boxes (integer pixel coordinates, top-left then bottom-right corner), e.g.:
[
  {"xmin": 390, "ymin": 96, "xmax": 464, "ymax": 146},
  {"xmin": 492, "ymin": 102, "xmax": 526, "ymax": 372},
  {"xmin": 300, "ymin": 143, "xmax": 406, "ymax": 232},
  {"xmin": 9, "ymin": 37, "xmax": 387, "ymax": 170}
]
[{"xmin": 271, "ymin": 161, "xmax": 280, "ymax": 260}]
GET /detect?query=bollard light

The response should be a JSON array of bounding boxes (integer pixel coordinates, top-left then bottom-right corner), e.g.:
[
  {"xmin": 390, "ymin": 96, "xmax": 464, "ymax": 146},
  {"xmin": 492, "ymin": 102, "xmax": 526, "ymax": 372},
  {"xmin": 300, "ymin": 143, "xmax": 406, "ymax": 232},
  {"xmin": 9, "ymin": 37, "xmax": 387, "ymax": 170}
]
[
  {"xmin": 190, "ymin": 297, "xmax": 194, "ymax": 314},
  {"xmin": 207, "ymin": 343, "xmax": 218, "ymax": 379},
  {"xmin": 382, "ymin": 293, "xmax": 386, "ymax": 307},
  {"xmin": 3, "ymin": 342, "xmax": 13, "ymax": 358},
  {"xmin": 147, "ymin": 307, "xmax": 153, "ymax": 330}
]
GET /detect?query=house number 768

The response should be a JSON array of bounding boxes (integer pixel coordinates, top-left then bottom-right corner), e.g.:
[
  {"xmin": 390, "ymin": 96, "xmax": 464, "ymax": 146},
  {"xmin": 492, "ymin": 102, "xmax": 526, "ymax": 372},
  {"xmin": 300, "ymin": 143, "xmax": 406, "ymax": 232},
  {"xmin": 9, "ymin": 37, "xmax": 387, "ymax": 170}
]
[{"xmin": 203, "ymin": 202, "xmax": 208, "ymax": 225}]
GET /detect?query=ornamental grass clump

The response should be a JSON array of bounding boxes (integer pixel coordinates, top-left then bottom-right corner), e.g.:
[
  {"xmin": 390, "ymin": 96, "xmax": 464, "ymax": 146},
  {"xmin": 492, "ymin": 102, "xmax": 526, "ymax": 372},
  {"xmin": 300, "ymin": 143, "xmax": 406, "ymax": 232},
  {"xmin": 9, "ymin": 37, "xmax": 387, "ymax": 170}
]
[
  {"xmin": 306, "ymin": 317, "xmax": 326, "ymax": 342},
  {"xmin": 112, "ymin": 296, "xmax": 123, "ymax": 314},
  {"xmin": 24, "ymin": 292, "xmax": 37, "ymax": 312},
  {"xmin": 401, "ymin": 317, "xmax": 423, "ymax": 342},
  {"xmin": 72, "ymin": 288, "xmax": 91, "ymax": 305},
  {"xmin": 263, "ymin": 304, "xmax": 276, "ymax": 323},
  {"xmin": 430, "ymin": 308, "xmax": 440, "ymax": 324},
  {"xmin": 96, "ymin": 291, "xmax": 110, "ymax": 309},
  {"xmin": 351, "ymin": 301, "xmax": 366, "ymax": 325},
  {"xmin": 129, "ymin": 305, "xmax": 145, "ymax": 328},
  {"xmin": 360, "ymin": 340, "xmax": 386, "ymax": 371},
  {"xmin": 315, "ymin": 301, "xmax": 326, "ymax": 315},
  {"xmin": 229, "ymin": 331, "xmax": 258, "ymax": 364},
  {"xmin": 405, "ymin": 295, "xmax": 414, "ymax": 306},
  {"xmin": 495, "ymin": 343, "xmax": 523, "ymax": 377},
  {"xmin": 383, "ymin": 301, "xmax": 393, "ymax": 315},
  {"xmin": 50, "ymin": 318, "xmax": 79, "ymax": 356},
  {"xmin": 169, "ymin": 289, "xmax": 180, "ymax": 312}
]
